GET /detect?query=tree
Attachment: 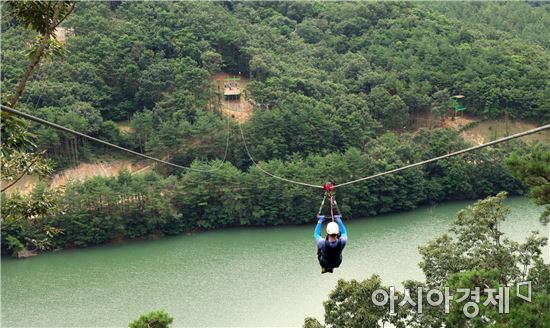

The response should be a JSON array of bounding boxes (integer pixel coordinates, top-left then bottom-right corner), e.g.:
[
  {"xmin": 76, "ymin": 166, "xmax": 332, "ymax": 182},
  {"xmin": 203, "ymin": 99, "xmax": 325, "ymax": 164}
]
[
  {"xmin": 0, "ymin": 2, "xmax": 77, "ymax": 258},
  {"xmin": 200, "ymin": 50, "xmax": 223, "ymax": 75},
  {"xmin": 6, "ymin": 0, "xmax": 76, "ymax": 108},
  {"xmin": 296, "ymin": 19, "xmax": 323, "ymax": 43},
  {"xmin": 130, "ymin": 110, "xmax": 154, "ymax": 153},
  {"xmin": 1, "ymin": 0, "xmax": 76, "ymax": 192},
  {"xmin": 0, "ymin": 115, "xmax": 52, "ymax": 192},
  {"xmin": 248, "ymin": 51, "xmax": 276, "ymax": 81},
  {"xmin": 507, "ymin": 144, "xmax": 550, "ymax": 223},
  {"xmin": 419, "ymin": 192, "xmax": 546, "ymax": 287},
  {"xmin": 303, "ymin": 317, "xmax": 324, "ymax": 328},
  {"xmin": 1, "ymin": 183, "xmax": 62, "ymax": 256},
  {"xmin": 430, "ymin": 89, "xmax": 451, "ymax": 121},
  {"xmin": 153, "ymin": 89, "xmax": 203, "ymax": 124},
  {"xmin": 128, "ymin": 310, "xmax": 173, "ymax": 328},
  {"xmin": 367, "ymin": 86, "xmax": 409, "ymax": 130},
  {"xmin": 323, "ymin": 276, "xmax": 407, "ymax": 328}
]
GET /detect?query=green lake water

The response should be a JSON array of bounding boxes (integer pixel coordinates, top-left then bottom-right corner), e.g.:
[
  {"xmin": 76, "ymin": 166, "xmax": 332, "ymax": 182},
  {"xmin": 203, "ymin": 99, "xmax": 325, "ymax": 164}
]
[{"xmin": 1, "ymin": 197, "xmax": 547, "ymax": 327}]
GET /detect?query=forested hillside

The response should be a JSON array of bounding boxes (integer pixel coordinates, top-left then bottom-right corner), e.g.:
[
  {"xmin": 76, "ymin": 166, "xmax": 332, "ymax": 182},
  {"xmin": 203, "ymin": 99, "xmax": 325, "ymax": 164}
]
[
  {"xmin": 2, "ymin": 2, "xmax": 549, "ymax": 165},
  {"xmin": 1, "ymin": 2, "xmax": 549, "ymax": 253}
]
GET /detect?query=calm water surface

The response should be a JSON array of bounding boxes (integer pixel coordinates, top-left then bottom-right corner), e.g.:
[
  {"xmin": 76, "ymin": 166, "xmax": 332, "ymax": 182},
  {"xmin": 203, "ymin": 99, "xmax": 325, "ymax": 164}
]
[{"xmin": 1, "ymin": 197, "xmax": 547, "ymax": 327}]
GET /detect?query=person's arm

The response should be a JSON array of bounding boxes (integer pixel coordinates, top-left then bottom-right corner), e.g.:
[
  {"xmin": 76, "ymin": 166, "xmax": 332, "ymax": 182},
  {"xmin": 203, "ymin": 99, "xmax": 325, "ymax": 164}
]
[
  {"xmin": 335, "ymin": 215, "xmax": 348, "ymax": 247},
  {"xmin": 314, "ymin": 215, "xmax": 325, "ymax": 249}
]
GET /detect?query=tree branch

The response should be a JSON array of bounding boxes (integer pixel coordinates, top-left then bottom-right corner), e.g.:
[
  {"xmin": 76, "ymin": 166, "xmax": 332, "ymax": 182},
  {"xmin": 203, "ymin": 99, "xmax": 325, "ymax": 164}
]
[
  {"xmin": 1, "ymin": 151, "xmax": 47, "ymax": 192},
  {"xmin": 9, "ymin": 0, "xmax": 63, "ymax": 108},
  {"xmin": 53, "ymin": 2, "xmax": 76, "ymax": 30}
]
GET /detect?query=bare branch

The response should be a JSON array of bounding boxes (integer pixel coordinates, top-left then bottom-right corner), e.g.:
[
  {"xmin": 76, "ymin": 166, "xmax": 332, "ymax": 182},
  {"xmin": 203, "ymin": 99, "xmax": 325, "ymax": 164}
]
[
  {"xmin": 1, "ymin": 150, "xmax": 47, "ymax": 192},
  {"xmin": 53, "ymin": 2, "xmax": 76, "ymax": 29}
]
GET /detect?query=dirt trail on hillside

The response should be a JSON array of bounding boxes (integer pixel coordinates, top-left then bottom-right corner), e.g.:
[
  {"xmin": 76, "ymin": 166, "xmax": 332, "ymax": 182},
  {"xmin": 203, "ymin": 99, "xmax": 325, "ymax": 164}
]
[
  {"xmin": 462, "ymin": 119, "xmax": 549, "ymax": 145},
  {"xmin": 4, "ymin": 161, "xmax": 150, "ymax": 196},
  {"xmin": 49, "ymin": 162, "xmax": 147, "ymax": 188},
  {"xmin": 415, "ymin": 112, "xmax": 548, "ymax": 145}
]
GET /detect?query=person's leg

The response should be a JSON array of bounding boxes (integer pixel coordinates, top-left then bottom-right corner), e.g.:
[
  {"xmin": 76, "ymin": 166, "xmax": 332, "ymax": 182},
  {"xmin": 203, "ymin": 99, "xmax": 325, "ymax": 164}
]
[
  {"xmin": 332, "ymin": 256, "xmax": 342, "ymax": 268},
  {"xmin": 318, "ymin": 255, "xmax": 332, "ymax": 273}
]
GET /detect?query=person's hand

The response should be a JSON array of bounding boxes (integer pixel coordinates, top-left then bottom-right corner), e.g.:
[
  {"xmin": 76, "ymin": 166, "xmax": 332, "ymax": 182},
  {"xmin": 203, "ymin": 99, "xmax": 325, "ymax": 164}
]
[
  {"xmin": 334, "ymin": 215, "xmax": 342, "ymax": 222},
  {"xmin": 317, "ymin": 215, "xmax": 325, "ymax": 223}
]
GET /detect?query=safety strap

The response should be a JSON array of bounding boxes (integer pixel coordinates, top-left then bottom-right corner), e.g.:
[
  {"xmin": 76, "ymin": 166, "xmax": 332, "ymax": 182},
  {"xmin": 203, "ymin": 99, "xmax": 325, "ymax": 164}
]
[
  {"xmin": 317, "ymin": 194, "xmax": 326, "ymax": 217},
  {"xmin": 329, "ymin": 195, "xmax": 335, "ymax": 222},
  {"xmin": 319, "ymin": 182, "xmax": 340, "ymax": 223},
  {"xmin": 333, "ymin": 198, "xmax": 342, "ymax": 217}
]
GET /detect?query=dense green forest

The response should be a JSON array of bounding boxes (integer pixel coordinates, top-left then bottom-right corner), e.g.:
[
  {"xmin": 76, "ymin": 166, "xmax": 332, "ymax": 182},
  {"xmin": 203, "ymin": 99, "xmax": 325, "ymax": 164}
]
[
  {"xmin": 2, "ymin": 136, "xmax": 526, "ymax": 251},
  {"xmin": 2, "ymin": 2, "xmax": 550, "ymax": 166},
  {"xmin": 2, "ymin": 2, "xmax": 549, "ymax": 253}
]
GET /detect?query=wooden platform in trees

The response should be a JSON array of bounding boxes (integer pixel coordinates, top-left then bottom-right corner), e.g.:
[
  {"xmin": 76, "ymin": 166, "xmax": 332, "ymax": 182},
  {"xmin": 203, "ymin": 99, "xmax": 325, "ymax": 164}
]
[{"xmin": 211, "ymin": 72, "xmax": 252, "ymax": 123}]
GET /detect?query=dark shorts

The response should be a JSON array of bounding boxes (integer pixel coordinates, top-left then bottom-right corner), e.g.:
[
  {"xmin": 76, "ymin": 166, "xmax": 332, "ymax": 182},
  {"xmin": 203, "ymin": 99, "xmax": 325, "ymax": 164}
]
[{"xmin": 318, "ymin": 254, "xmax": 342, "ymax": 268}]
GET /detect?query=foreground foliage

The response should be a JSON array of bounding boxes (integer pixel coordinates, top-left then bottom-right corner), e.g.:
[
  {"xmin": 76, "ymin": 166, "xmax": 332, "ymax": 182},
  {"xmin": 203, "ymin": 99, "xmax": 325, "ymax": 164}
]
[
  {"xmin": 507, "ymin": 143, "xmax": 550, "ymax": 223},
  {"xmin": 128, "ymin": 310, "xmax": 173, "ymax": 328}
]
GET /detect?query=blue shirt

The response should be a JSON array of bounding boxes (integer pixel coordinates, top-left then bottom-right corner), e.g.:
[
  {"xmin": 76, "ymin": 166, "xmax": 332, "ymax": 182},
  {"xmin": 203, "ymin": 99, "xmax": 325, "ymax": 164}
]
[{"xmin": 314, "ymin": 215, "xmax": 348, "ymax": 251}]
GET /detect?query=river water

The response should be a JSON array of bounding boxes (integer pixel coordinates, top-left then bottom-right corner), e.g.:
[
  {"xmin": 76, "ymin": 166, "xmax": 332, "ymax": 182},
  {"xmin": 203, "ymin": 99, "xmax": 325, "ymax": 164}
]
[{"xmin": 1, "ymin": 197, "xmax": 547, "ymax": 327}]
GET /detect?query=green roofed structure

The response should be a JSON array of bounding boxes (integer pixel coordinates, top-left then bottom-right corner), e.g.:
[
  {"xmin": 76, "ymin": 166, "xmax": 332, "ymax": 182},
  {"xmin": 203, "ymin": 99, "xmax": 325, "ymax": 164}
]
[{"xmin": 451, "ymin": 95, "xmax": 466, "ymax": 118}]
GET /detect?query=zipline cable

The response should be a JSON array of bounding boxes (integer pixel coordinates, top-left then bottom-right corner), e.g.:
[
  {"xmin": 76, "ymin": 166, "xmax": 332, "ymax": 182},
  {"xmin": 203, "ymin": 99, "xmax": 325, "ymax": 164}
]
[
  {"xmin": 334, "ymin": 123, "xmax": 550, "ymax": 188},
  {"xmin": 237, "ymin": 121, "xmax": 324, "ymax": 189},
  {"xmin": 238, "ymin": 118, "xmax": 550, "ymax": 189},
  {"xmin": 0, "ymin": 104, "xmax": 231, "ymax": 173}
]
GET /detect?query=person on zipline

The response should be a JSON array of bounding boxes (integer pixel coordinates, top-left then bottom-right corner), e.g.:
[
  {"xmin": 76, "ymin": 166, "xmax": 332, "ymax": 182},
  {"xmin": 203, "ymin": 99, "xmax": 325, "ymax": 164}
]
[{"xmin": 314, "ymin": 214, "xmax": 348, "ymax": 274}]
